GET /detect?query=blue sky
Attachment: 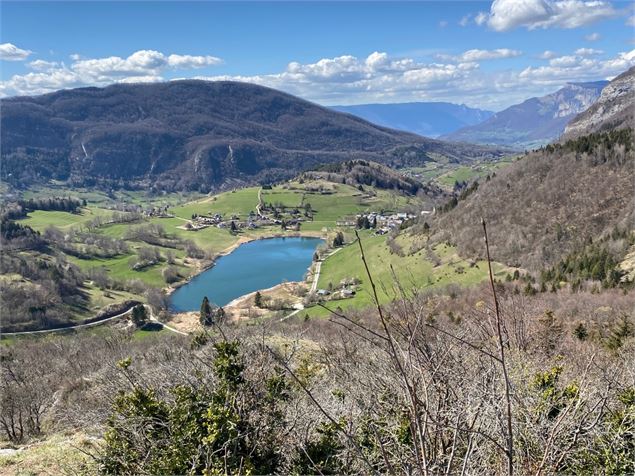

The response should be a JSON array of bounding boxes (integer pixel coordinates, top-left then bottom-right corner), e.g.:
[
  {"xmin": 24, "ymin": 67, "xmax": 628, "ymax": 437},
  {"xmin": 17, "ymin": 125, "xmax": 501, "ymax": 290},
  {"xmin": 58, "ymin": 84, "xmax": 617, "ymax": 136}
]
[{"xmin": 1, "ymin": 1, "xmax": 634, "ymax": 110}]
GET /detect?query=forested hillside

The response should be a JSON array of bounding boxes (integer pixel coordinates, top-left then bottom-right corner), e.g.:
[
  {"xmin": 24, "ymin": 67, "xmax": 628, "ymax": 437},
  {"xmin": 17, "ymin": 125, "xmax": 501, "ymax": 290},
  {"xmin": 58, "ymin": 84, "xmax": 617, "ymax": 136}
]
[
  {"xmin": 431, "ymin": 129, "xmax": 634, "ymax": 272},
  {"xmin": 1, "ymin": 81, "xmax": 503, "ymax": 192}
]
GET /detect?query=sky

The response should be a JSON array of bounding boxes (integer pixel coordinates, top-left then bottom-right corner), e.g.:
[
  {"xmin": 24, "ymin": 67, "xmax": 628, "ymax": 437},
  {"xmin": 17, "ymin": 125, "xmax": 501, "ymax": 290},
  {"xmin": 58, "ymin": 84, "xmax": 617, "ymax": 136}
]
[{"xmin": 1, "ymin": 1, "xmax": 634, "ymax": 110}]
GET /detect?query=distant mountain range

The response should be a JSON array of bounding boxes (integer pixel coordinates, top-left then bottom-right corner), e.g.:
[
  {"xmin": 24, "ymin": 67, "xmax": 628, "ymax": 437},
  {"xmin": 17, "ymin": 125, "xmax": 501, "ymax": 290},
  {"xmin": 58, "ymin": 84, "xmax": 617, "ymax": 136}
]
[
  {"xmin": 0, "ymin": 81, "xmax": 503, "ymax": 192},
  {"xmin": 563, "ymin": 66, "xmax": 634, "ymax": 140},
  {"xmin": 443, "ymin": 81, "xmax": 608, "ymax": 149},
  {"xmin": 331, "ymin": 102, "xmax": 493, "ymax": 138}
]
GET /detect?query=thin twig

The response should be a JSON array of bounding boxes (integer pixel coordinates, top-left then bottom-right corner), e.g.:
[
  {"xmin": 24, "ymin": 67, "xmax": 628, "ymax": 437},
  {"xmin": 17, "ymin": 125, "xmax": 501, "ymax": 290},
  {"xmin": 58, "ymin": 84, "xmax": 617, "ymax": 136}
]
[{"xmin": 482, "ymin": 218, "xmax": 514, "ymax": 476}]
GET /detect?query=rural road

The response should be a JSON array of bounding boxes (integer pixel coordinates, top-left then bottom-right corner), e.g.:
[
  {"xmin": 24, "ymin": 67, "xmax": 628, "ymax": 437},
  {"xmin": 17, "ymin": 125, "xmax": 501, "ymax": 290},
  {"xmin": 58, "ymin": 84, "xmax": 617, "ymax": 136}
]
[{"xmin": 2, "ymin": 304, "xmax": 187, "ymax": 337}]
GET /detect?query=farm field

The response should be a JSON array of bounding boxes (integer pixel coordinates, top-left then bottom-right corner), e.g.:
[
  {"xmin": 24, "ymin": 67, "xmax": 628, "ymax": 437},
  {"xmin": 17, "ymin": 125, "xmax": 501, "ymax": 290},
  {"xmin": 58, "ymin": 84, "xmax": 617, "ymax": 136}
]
[
  {"xmin": 171, "ymin": 187, "xmax": 261, "ymax": 219},
  {"xmin": 403, "ymin": 156, "xmax": 517, "ymax": 189},
  {"xmin": 262, "ymin": 180, "xmax": 413, "ymax": 230}
]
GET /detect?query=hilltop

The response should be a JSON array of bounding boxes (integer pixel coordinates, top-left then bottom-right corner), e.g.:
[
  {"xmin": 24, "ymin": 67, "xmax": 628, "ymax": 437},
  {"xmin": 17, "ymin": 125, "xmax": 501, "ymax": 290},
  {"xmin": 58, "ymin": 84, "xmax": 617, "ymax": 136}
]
[
  {"xmin": 443, "ymin": 81, "xmax": 607, "ymax": 149},
  {"xmin": 1, "ymin": 81, "xmax": 503, "ymax": 192}
]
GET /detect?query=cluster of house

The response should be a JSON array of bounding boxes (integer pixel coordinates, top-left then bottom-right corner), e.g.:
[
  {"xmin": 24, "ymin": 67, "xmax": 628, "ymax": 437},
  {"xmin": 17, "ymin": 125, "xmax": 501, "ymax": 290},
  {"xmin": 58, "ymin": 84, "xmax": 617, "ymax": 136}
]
[
  {"xmin": 186, "ymin": 210, "xmax": 305, "ymax": 231},
  {"xmin": 143, "ymin": 205, "xmax": 172, "ymax": 218},
  {"xmin": 337, "ymin": 211, "xmax": 419, "ymax": 235}
]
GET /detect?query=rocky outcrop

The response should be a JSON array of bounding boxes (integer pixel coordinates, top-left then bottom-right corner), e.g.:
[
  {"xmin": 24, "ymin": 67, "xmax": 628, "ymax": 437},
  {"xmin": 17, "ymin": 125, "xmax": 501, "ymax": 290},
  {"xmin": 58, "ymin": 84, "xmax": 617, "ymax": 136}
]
[
  {"xmin": 443, "ymin": 81, "xmax": 608, "ymax": 149},
  {"xmin": 562, "ymin": 67, "xmax": 635, "ymax": 140}
]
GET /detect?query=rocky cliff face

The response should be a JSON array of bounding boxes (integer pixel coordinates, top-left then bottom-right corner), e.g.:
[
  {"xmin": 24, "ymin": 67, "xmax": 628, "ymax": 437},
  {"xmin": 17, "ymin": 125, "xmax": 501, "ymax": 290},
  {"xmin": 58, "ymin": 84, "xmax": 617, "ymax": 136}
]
[
  {"xmin": 443, "ymin": 81, "xmax": 607, "ymax": 149},
  {"xmin": 563, "ymin": 67, "xmax": 635, "ymax": 140}
]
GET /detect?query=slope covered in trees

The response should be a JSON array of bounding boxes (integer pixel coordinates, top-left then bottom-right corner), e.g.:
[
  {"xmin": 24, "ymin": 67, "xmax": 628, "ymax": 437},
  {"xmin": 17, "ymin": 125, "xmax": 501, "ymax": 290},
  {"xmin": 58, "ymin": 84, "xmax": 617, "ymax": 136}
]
[
  {"xmin": 1, "ymin": 81, "xmax": 503, "ymax": 192},
  {"xmin": 431, "ymin": 128, "xmax": 634, "ymax": 271}
]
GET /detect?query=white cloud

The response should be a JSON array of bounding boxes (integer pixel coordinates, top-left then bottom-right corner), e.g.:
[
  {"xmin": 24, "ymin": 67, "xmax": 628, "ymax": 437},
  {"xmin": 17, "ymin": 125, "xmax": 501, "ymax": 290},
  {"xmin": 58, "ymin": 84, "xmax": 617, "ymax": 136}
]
[
  {"xmin": 0, "ymin": 43, "xmax": 32, "ymax": 61},
  {"xmin": 474, "ymin": 12, "xmax": 489, "ymax": 26},
  {"xmin": 167, "ymin": 54, "xmax": 222, "ymax": 69},
  {"xmin": 3, "ymin": 48, "xmax": 634, "ymax": 111},
  {"xmin": 439, "ymin": 20, "xmax": 448, "ymax": 28},
  {"xmin": 627, "ymin": 15, "xmax": 635, "ymax": 27},
  {"xmin": 456, "ymin": 48, "xmax": 522, "ymax": 62},
  {"xmin": 585, "ymin": 32, "xmax": 601, "ymax": 41},
  {"xmin": 539, "ymin": 50, "xmax": 558, "ymax": 59},
  {"xmin": 459, "ymin": 14, "xmax": 471, "ymax": 27},
  {"xmin": 195, "ymin": 49, "xmax": 635, "ymax": 109},
  {"xmin": 28, "ymin": 59, "xmax": 60, "ymax": 71},
  {"xmin": 575, "ymin": 47, "xmax": 603, "ymax": 56},
  {"xmin": 0, "ymin": 49, "xmax": 223, "ymax": 96},
  {"xmin": 520, "ymin": 48, "xmax": 635, "ymax": 83},
  {"xmin": 485, "ymin": 0, "xmax": 617, "ymax": 31}
]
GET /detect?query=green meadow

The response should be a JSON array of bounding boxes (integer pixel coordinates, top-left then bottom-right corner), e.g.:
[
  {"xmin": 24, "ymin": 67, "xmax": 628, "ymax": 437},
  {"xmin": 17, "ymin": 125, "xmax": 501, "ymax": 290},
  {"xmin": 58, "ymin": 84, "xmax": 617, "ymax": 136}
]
[{"xmin": 303, "ymin": 231, "xmax": 512, "ymax": 318}]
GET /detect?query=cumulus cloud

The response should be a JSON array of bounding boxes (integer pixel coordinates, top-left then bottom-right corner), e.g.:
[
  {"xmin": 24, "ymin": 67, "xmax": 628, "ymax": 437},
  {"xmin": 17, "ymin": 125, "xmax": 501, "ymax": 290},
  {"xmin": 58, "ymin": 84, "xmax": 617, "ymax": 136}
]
[
  {"xmin": 3, "ymin": 48, "xmax": 634, "ymax": 110},
  {"xmin": 484, "ymin": 0, "xmax": 617, "ymax": 31},
  {"xmin": 575, "ymin": 47, "xmax": 603, "ymax": 56},
  {"xmin": 28, "ymin": 59, "xmax": 60, "ymax": 71},
  {"xmin": 585, "ymin": 32, "xmax": 601, "ymax": 41},
  {"xmin": 519, "ymin": 48, "xmax": 635, "ymax": 83},
  {"xmin": 0, "ymin": 49, "xmax": 223, "ymax": 96},
  {"xmin": 195, "ymin": 49, "xmax": 635, "ymax": 109},
  {"xmin": 453, "ymin": 48, "xmax": 522, "ymax": 62},
  {"xmin": 0, "ymin": 43, "xmax": 32, "ymax": 61},
  {"xmin": 539, "ymin": 50, "xmax": 558, "ymax": 59},
  {"xmin": 167, "ymin": 54, "xmax": 222, "ymax": 68},
  {"xmin": 459, "ymin": 14, "xmax": 471, "ymax": 27},
  {"xmin": 436, "ymin": 49, "xmax": 522, "ymax": 63}
]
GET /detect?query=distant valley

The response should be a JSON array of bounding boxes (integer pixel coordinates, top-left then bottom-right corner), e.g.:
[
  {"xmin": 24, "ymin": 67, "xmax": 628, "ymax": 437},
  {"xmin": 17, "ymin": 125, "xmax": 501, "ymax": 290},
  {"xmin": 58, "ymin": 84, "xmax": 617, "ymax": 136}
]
[
  {"xmin": 331, "ymin": 102, "xmax": 493, "ymax": 137},
  {"xmin": 443, "ymin": 81, "xmax": 608, "ymax": 149}
]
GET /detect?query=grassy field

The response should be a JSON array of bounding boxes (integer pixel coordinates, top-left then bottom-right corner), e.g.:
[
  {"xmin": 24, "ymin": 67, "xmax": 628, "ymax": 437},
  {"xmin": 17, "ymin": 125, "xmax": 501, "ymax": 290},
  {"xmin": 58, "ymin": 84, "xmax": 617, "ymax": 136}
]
[
  {"xmin": 20, "ymin": 207, "xmax": 112, "ymax": 232},
  {"xmin": 171, "ymin": 187, "xmax": 260, "ymax": 219},
  {"xmin": 404, "ymin": 157, "xmax": 517, "ymax": 190},
  {"xmin": 263, "ymin": 181, "xmax": 413, "ymax": 231},
  {"xmin": 302, "ymin": 231, "xmax": 513, "ymax": 318},
  {"xmin": 20, "ymin": 183, "xmax": 204, "ymax": 208}
]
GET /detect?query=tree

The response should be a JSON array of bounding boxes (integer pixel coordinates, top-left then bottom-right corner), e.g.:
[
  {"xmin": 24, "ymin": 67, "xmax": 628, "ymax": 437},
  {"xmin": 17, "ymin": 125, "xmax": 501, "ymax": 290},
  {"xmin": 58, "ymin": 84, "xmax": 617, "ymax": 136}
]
[
  {"xmin": 99, "ymin": 341, "xmax": 292, "ymax": 475},
  {"xmin": 332, "ymin": 231, "xmax": 344, "ymax": 247},
  {"xmin": 200, "ymin": 296, "xmax": 212, "ymax": 326},
  {"xmin": 254, "ymin": 291, "xmax": 263, "ymax": 308},
  {"xmin": 131, "ymin": 304, "xmax": 147, "ymax": 327}
]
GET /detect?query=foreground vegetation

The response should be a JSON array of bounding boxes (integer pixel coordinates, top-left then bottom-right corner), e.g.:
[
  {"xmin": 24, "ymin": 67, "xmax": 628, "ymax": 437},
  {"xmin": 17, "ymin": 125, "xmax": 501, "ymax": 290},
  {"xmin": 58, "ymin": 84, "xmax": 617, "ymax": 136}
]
[{"xmin": 1, "ymin": 280, "xmax": 632, "ymax": 474}]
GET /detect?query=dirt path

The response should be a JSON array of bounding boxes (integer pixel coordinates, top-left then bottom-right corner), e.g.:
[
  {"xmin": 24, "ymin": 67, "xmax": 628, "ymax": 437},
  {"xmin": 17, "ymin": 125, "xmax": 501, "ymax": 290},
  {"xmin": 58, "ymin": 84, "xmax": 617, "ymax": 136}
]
[
  {"xmin": 310, "ymin": 247, "xmax": 342, "ymax": 293},
  {"xmin": 256, "ymin": 187, "xmax": 263, "ymax": 216}
]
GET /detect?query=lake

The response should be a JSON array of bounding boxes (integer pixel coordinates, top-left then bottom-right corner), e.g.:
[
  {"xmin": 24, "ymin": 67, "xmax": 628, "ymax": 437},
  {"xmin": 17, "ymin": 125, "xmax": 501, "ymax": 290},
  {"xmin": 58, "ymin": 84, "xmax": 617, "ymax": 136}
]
[{"xmin": 169, "ymin": 236, "xmax": 324, "ymax": 311}]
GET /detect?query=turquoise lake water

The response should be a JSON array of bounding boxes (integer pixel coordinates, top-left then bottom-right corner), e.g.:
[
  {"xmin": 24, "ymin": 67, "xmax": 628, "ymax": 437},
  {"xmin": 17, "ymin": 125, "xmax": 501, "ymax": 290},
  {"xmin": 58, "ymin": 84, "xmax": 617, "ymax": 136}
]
[{"xmin": 169, "ymin": 236, "xmax": 323, "ymax": 311}]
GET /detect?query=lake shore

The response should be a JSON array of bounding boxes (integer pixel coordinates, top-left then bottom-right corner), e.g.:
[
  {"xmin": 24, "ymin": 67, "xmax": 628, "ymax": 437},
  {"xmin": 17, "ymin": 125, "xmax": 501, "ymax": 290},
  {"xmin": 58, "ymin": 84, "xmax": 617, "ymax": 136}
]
[
  {"xmin": 164, "ymin": 229, "xmax": 326, "ymax": 297},
  {"xmin": 165, "ymin": 231, "xmax": 326, "ymax": 330}
]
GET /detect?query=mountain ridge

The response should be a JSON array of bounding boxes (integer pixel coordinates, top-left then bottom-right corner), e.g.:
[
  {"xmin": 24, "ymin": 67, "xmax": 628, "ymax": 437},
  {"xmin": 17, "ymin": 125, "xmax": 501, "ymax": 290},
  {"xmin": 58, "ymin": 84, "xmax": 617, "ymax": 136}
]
[
  {"xmin": 0, "ymin": 80, "xmax": 503, "ymax": 192},
  {"xmin": 442, "ymin": 81, "xmax": 608, "ymax": 149}
]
